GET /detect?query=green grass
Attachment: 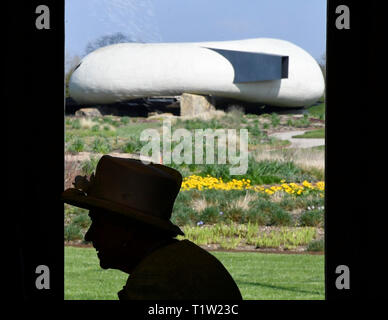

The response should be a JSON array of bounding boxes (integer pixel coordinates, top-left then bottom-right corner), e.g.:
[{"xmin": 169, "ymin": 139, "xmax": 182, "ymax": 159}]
[
  {"xmin": 292, "ymin": 128, "xmax": 325, "ymax": 139},
  {"xmin": 65, "ymin": 186, "xmax": 324, "ymax": 231},
  {"xmin": 65, "ymin": 246, "xmax": 127, "ymax": 300},
  {"xmin": 65, "ymin": 246, "xmax": 324, "ymax": 300},
  {"xmin": 306, "ymin": 103, "xmax": 325, "ymax": 120},
  {"xmin": 176, "ymin": 224, "xmax": 318, "ymax": 250},
  {"xmin": 65, "ymin": 117, "xmax": 160, "ymax": 153}
]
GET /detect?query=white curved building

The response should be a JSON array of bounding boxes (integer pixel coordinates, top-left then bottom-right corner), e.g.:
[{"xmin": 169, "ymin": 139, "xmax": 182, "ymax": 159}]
[{"xmin": 69, "ymin": 38, "xmax": 325, "ymax": 107}]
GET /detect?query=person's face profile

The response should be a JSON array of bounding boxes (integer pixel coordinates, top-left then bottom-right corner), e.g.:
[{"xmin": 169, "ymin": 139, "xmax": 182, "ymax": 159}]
[{"xmin": 85, "ymin": 210, "xmax": 134, "ymax": 270}]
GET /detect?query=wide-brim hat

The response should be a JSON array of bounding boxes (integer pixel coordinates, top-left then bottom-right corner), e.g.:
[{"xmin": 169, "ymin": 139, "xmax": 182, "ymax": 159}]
[{"xmin": 61, "ymin": 155, "xmax": 184, "ymax": 236}]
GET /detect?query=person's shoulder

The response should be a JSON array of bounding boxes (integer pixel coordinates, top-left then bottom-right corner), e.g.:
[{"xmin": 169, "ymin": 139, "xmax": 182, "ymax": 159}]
[
  {"xmin": 133, "ymin": 239, "xmax": 219, "ymax": 272},
  {"xmin": 158, "ymin": 239, "xmax": 217, "ymax": 261},
  {"xmin": 122, "ymin": 239, "xmax": 243, "ymax": 300}
]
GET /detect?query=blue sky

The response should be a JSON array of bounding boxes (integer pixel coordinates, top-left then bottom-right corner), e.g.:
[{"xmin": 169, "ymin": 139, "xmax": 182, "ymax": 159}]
[{"xmin": 65, "ymin": 0, "xmax": 326, "ymax": 63}]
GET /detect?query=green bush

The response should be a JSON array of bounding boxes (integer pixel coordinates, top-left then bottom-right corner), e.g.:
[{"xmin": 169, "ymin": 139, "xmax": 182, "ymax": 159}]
[
  {"xmin": 223, "ymin": 207, "xmax": 245, "ymax": 223},
  {"xmin": 246, "ymin": 207, "xmax": 270, "ymax": 225},
  {"xmin": 199, "ymin": 206, "xmax": 222, "ymax": 224},
  {"xmin": 279, "ymin": 195, "xmax": 299, "ymax": 211},
  {"xmin": 102, "ymin": 116, "xmax": 120, "ymax": 127},
  {"xmin": 249, "ymin": 123, "xmax": 262, "ymax": 137},
  {"xmin": 171, "ymin": 203, "xmax": 197, "ymax": 226},
  {"xmin": 71, "ymin": 118, "xmax": 81, "ymax": 129},
  {"xmin": 65, "ymin": 223, "xmax": 83, "ymax": 241},
  {"xmin": 73, "ymin": 213, "xmax": 91, "ymax": 229},
  {"xmin": 300, "ymin": 209, "xmax": 324, "ymax": 227},
  {"xmin": 247, "ymin": 199, "xmax": 292, "ymax": 226},
  {"xmin": 122, "ymin": 141, "xmax": 137, "ymax": 153},
  {"xmin": 269, "ymin": 208, "xmax": 292, "ymax": 226},
  {"xmin": 170, "ymin": 158, "xmax": 315, "ymax": 186},
  {"xmin": 244, "ymin": 159, "xmax": 304, "ymax": 185},
  {"xmin": 271, "ymin": 113, "xmax": 281, "ymax": 127},
  {"xmin": 306, "ymin": 239, "xmax": 324, "ymax": 252},
  {"xmin": 120, "ymin": 116, "xmax": 130, "ymax": 124},
  {"xmin": 293, "ymin": 114, "xmax": 311, "ymax": 128},
  {"xmin": 92, "ymin": 138, "xmax": 111, "ymax": 154},
  {"xmin": 67, "ymin": 138, "xmax": 85, "ymax": 153},
  {"xmin": 307, "ymin": 103, "xmax": 325, "ymax": 120},
  {"xmin": 81, "ymin": 156, "xmax": 100, "ymax": 175},
  {"xmin": 65, "ymin": 204, "xmax": 88, "ymax": 216},
  {"xmin": 120, "ymin": 136, "xmax": 146, "ymax": 153}
]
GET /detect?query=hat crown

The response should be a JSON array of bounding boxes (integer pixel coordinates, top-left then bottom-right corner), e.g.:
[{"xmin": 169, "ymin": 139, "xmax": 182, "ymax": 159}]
[{"xmin": 89, "ymin": 156, "xmax": 182, "ymax": 220}]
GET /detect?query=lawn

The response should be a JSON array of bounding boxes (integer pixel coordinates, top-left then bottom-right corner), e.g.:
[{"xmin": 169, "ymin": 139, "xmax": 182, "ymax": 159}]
[
  {"xmin": 64, "ymin": 107, "xmax": 325, "ymax": 300},
  {"xmin": 292, "ymin": 128, "xmax": 325, "ymax": 139},
  {"xmin": 65, "ymin": 246, "xmax": 324, "ymax": 300},
  {"xmin": 306, "ymin": 102, "xmax": 325, "ymax": 119}
]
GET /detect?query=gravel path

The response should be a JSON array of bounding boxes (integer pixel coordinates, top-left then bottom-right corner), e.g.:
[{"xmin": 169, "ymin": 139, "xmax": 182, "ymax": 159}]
[{"xmin": 269, "ymin": 130, "xmax": 325, "ymax": 149}]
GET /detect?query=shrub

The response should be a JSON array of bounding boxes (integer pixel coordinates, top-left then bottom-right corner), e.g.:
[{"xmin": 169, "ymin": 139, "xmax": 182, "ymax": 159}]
[
  {"xmin": 171, "ymin": 204, "xmax": 197, "ymax": 226},
  {"xmin": 248, "ymin": 199, "xmax": 293, "ymax": 226},
  {"xmin": 71, "ymin": 119, "xmax": 81, "ymax": 129},
  {"xmin": 248, "ymin": 123, "xmax": 262, "ymax": 138},
  {"xmin": 301, "ymin": 166, "xmax": 324, "ymax": 181},
  {"xmin": 65, "ymin": 204, "xmax": 88, "ymax": 216},
  {"xmin": 102, "ymin": 116, "xmax": 120, "ymax": 127},
  {"xmin": 306, "ymin": 239, "xmax": 324, "ymax": 252},
  {"xmin": 293, "ymin": 114, "xmax": 311, "ymax": 128},
  {"xmin": 121, "ymin": 116, "xmax": 130, "ymax": 124},
  {"xmin": 199, "ymin": 206, "xmax": 221, "ymax": 224},
  {"xmin": 122, "ymin": 141, "xmax": 137, "ymax": 153},
  {"xmin": 246, "ymin": 207, "xmax": 270, "ymax": 225},
  {"xmin": 300, "ymin": 209, "xmax": 324, "ymax": 227},
  {"xmin": 174, "ymin": 118, "xmax": 222, "ymax": 131},
  {"xmin": 268, "ymin": 208, "xmax": 292, "ymax": 226},
  {"xmin": 271, "ymin": 113, "xmax": 280, "ymax": 127},
  {"xmin": 199, "ymin": 164, "xmax": 233, "ymax": 181},
  {"xmin": 73, "ymin": 213, "xmax": 91, "ymax": 229},
  {"xmin": 81, "ymin": 156, "xmax": 100, "ymax": 175},
  {"xmin": 67, "ymin": 138, "xmax": 85, "ymax": 153},
  {"xmin": 223, "ymin": 206, "xmax": 245, "ymax": 223},
  {"xmin": 65, "ymin": 223, "xmax": 83, "ymax": 241},
  {"xmin": 244, "ymin": 159, "xmax": 305, "ymax": 185},
  {"xmin": 175, "ymin": 190, "xmax": 193, "ymax": 204},
  {"xmin": 279, "ymin": 195, "xmax": 299, "ymax": 211},
  {"xmin": 92, "ymin": 138, "xmax": 111, "ymax": 154}
]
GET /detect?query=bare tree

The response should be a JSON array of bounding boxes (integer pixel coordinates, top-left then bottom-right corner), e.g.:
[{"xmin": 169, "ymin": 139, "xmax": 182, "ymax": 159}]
[
  {"xmin": 84, "ymin": 32, "xmax": 138, "ymax": 55},
  {"xmin": 318, "ymin": 53, "xmax": 326, "ymax": 81},
  {"xmin": 65, "ymin": 52, "xmax": 81, "ymax": 98},
  {"xmin": 318, "ymin": 53, "xmax": 326, "ymax": 102}
]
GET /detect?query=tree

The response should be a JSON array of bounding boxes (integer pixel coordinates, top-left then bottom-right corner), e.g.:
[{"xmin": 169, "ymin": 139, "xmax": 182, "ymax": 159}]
[
  {"xmin": 318, "ymin": 53, "xmax": 326, "ymax": 102},
  {"xmin": 318, "ymin": 53, "xmax": 326, "ymax": 82},
  {"xmin": 65, "ymin": 52, "xmax": 81, "ymax": 98},
  {"xmin": 84, "ymin": 32, "xmax": 137, "ymax": 55}
]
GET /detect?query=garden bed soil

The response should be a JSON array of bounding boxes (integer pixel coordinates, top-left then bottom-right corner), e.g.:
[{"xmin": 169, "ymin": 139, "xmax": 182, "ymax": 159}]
[{"xmin": 65, "ymin": 241, "xmax": 324, "ymax": 255}]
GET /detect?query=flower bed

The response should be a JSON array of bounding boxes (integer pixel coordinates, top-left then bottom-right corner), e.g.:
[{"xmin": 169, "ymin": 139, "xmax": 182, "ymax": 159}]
[{"xmin": 181, "ymin": 175, "xmax": 324, "ymax": 197}]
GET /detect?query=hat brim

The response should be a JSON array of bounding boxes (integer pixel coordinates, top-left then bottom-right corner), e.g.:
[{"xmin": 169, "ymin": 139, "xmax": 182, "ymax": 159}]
[{"xmin": 61, "ymin": 188, "xmax": 184, "ymax": 236}]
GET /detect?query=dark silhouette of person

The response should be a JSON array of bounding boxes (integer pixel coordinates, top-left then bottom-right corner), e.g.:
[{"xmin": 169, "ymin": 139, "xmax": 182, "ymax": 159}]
[{"xmin": 61, "ymin": 155, "xmax": 243, "ymax": 300}]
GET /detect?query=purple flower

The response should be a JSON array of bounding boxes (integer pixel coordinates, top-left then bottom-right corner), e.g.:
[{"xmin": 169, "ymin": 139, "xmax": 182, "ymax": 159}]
[
  {"xmin": 219, "ymin": 211, "xmax": 224, "ymax": 215},
  {"xmin": 197, "ymin": 221, "xmax": 204, "ymax": 226}
]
